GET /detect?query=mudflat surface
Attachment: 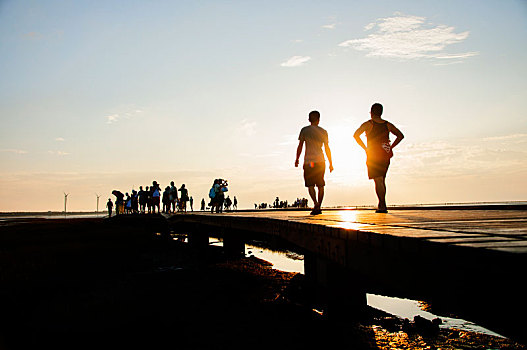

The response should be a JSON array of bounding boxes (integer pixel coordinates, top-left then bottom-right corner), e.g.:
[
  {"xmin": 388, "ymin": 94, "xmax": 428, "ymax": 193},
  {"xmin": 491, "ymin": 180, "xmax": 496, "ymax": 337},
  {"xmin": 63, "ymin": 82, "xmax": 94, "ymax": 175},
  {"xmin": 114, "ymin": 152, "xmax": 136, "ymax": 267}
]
[{"xmin": 0, "ymin": 216, "xmax": 525, "ymax": 349}]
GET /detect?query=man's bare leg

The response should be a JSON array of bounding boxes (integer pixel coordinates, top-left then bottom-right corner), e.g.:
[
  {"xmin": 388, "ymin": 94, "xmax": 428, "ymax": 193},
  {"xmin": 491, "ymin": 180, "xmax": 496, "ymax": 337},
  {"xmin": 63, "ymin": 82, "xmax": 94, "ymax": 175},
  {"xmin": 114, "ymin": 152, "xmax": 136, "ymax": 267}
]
[
  {"xmin": 308, "ymin": 186, "xmax": 318, "ymax": 209},
  {"xmin": 373, "ymin": 176, "xmax": 387, "ymax": 211},
  {"xmin": 317, "ymin": 185, "xmax": 325, "ymax": 209}
]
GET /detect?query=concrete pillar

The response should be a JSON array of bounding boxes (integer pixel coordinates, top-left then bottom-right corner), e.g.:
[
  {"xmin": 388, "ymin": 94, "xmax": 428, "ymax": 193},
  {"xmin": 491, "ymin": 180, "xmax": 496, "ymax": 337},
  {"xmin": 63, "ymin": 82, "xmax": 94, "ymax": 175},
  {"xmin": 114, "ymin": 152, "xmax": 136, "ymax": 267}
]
[
  {"xmin": 223, "ymin": 231, "xmax": 245, "ymax": 259},
  {"xmin": 304, "ymin": 253, "xmax": 367, "ymax": 321},
  {"xmin": 181, "ymin": 223, "xmax": 208, "ymax": 249},
  {"xmin": 188, "ymin": 230, "xmax": 209, "ymax": 249}
]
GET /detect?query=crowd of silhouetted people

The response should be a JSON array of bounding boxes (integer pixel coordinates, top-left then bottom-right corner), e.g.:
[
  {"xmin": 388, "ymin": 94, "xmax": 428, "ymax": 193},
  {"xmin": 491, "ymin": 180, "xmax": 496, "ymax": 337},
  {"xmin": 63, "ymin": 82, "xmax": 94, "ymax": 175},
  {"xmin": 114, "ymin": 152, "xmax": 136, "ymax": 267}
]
[
  {"xmin": 254, "ymin": 197, "xmax": 308, "ymax": 210},
  {"xmin": 105, "ymin": 179, "xmax": 309, "ymax": 217},
  {"xmin": 107, "ymin": 180, "xmax": 193, "ymax": 217},
  {"xmin": 208, "ymin": 179, "xmax": 238, "ymax": 213}
]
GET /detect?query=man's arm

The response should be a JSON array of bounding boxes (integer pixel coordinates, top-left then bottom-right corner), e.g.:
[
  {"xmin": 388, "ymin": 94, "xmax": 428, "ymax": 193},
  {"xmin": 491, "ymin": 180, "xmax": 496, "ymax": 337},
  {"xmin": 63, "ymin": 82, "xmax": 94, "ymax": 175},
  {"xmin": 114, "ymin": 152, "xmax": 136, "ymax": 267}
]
[
  {"xmin": 387, "ymin": 123, "xmax": 404, "ymax": 149},
  {"xmin": 324, "ymin": 143, "xmax": 334, "ymax": 172},
  {"xmin": 353, "ymin": 122, "xmax": 369, "ymax": 151},
  {"xmin": 295, "ymin": 140, "xmax": 303, "ymax": 167}
]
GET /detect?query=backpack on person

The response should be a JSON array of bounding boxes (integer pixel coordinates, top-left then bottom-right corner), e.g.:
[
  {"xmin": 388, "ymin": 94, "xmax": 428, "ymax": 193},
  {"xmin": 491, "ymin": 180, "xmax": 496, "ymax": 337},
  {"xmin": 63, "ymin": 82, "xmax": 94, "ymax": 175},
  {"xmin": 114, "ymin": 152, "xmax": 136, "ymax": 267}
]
[{"xmin": 209, "ymin": 187, "xmax": 216, "ymax": 199}]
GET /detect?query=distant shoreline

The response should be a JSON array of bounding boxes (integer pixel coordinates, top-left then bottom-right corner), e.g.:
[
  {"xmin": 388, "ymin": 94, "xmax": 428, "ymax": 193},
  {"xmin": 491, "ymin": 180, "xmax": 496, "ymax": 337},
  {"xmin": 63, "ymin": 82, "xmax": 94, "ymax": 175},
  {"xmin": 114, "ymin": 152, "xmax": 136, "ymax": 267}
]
[
  {"xmin": 1, "ymin": 201, "xmax": 526, "ymax": 217},
  {"xmin": 0, "ymin": 211, "xmax": 104, "ymax": 217}
]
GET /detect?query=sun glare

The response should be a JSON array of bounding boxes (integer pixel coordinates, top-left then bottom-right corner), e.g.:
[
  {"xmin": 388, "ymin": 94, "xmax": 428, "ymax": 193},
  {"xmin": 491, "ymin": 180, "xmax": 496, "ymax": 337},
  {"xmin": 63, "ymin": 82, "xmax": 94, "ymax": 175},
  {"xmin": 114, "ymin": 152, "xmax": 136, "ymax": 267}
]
[
  {"xmin": 328, "ymin": 124, "xmax": 365, "ymax": 179},
  {"xmin": 337, "ymin": 210, "xmax": 365, "ymax": 230}
]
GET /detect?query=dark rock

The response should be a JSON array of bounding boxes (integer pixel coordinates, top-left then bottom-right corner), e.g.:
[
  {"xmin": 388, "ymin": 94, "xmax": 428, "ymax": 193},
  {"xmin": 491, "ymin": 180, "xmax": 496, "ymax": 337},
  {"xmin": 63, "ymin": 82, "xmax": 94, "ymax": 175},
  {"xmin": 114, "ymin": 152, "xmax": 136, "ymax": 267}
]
[
  {"xmin": 380, "ymin": 316, "xmax": 401, "ymax": 332},
  {"xmin": 402, "ymin": 318, "xmax": 413, "ymax": 333},
  {"xmin": 414, "ymin": 315, "xmax": 440, "ymax": 335}
]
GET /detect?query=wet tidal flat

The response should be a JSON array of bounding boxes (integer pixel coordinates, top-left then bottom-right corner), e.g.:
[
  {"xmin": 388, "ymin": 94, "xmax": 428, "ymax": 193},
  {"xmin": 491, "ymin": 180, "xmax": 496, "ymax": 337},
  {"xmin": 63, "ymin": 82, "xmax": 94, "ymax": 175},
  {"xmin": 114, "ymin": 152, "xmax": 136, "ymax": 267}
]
[{"xmin": 0, "ymin": 217, "xmax": 524, "ymax": 349}]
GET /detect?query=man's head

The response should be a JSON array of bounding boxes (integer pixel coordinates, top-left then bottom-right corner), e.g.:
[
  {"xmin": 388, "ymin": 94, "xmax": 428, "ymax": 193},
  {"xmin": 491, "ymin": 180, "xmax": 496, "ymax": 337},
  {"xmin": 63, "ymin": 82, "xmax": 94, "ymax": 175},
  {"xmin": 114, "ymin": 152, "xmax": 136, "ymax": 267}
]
[
  {"xmin": 370, "ymin": 103, "xmax": 383, "ymax": 118},
  {"xmin": 308, "ymin": 110, "xmax": 320, "ymax": 124}
]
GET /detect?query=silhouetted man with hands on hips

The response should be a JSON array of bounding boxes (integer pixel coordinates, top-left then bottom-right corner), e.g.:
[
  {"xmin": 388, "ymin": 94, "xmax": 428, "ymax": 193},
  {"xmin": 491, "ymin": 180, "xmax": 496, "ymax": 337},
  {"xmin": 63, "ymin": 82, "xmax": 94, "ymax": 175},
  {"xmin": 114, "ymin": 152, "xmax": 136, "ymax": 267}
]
[
  {"xmin": 295, "ymin": 110, "xmax": 334, "ymax": 215},
  {"xmin": 354, "ymin": 103, "xmax": 404, "ymax": 213}
]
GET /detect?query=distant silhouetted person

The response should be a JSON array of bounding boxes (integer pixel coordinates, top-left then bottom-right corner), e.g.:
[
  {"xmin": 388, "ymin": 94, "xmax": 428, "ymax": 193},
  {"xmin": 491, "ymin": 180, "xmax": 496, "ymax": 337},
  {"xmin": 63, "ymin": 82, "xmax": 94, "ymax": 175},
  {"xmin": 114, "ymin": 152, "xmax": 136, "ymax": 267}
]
[
  {"xmin": 295, "ymin": 110, "xmax": 333, "ymax": 215},
  {"xmin": 354, "ymin": 103, "xmax": 404, "ymax": 213},
  {"xmin": 169, "ymin": 181, "xmax": 178, "ymax": 213},
  {"xmin": 162, "ymin": 186, "xmax": 171, "ymax": 213},
  {"xmin": 233, "ymin": 196, "xmax": 237, "ymax": 210},
  {"xmin": 179, "ymin": 184, "xmax": 189, "ymax": 212},
  {"xmin": 107, "ymin": 198, "xmax": 113, "ymax": 217},
  {"xmin": 210, "ymin": 179, "xmax": 228, "ymax": 213},
  {"xmin": 201, "ymin": 198, "xmax": 205, "ymax": 211},
  {"xmin": 112, "ymin": 190, "xmax": 124, "ymax": 215},
  {"xmin": 146, "ymin": 186, "xmax": 152, "ymax": 213},
  {"xmin": 138, "ymin": 186, "xmax": 147, "ymax": 213},
  {"xmin": 224, "ymin": 196, "xmax": 232, "ymax": 211},
  {"xmin": 189, "ymin": 196, "xmax": 193, "ymax": 211},
  {"xmin": 151, "ymin": 181, "xmax": 161, "ymax": 214},
  {"xmin": 131, "ymin": 190, "xmax": 138, "ymax": 214},
  {"xmin": 124, "ymin": 192, "xmax": 132, "ymax": 214},
  {"xmin": 209, "ymin": 180, "xmax": 218, "ymax": 213}
]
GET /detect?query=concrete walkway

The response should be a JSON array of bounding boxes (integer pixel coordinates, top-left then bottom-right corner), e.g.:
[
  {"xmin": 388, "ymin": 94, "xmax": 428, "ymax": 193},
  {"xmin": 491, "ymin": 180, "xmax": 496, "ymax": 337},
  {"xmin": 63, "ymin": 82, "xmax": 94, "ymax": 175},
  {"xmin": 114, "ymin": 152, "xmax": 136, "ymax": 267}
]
[{"xmin": 182, "ymin": 207, "xmax": 527, "ymax": 254}]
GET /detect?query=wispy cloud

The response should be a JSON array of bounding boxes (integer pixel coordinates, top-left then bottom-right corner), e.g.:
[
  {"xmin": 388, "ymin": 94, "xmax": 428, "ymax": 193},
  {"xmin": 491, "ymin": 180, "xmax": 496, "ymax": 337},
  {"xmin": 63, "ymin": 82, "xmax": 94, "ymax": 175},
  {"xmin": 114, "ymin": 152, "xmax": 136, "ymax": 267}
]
[
  {"xmin": 321, "ymin": 23, "xmax": 336, "ymax": 30},
  {"xmin": 55, "ymin": 137, "xmax": 65, "ymax": 142},
  {"xmin": 105, "ymin": 114, "xmax": 121, "ymax": 124},
  {"xmin": 0, "ymin": 149, "xmax": 28, "ymax": 154},
  {"xmin": 395, "ymin": 135, "xmax": 527, "ymax": 178},
  {"xmin": 278, "ymin": 134, "xmax": 299, "ymax": 146},
  {"xmin": 483, "ymin": 133, "xmax": 527, "ymax": 142},
  {"xmin": 339, "ymin": 13, "xmax": 478, "ymax": 62},
  {"xmin": 280, "ymin": 56, "xmax": 311, "ymax": 67},
  {"xmin": 238, "ymin": 119, "xmax": 257, "ymax": 136},
  {"xmin": 105, "ymin": 108, "xmax": 143, "ymax": 124},
  {"xmin": 23, "ymin": 32, "xmax": 43, "ymax": 40},
  {"xmin": 48, "ymin": 150, "xmax": 70, "ymax": 156}
]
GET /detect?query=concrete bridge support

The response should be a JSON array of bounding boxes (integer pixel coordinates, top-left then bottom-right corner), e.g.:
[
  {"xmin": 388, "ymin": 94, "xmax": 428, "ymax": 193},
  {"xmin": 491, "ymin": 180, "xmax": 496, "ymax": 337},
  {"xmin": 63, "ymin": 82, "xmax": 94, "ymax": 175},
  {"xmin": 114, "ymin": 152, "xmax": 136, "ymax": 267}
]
[
  {"xmin": 304, "ymin": 253, "xmax": 367, "ymax": 321},
  {"xmin": 188, "ymin": 229, "xmax": 209, "ymax": 249},
  {"xmin": 223, "ymin": 229, "xmax": 245, "ymax": 258},
  {"xmin": 175, "ymin": 222, "xmax": 207, "ymax": 249},
  {"xmin": 184, "ymin": 223, "xmax": 245, "ymax": 258}
]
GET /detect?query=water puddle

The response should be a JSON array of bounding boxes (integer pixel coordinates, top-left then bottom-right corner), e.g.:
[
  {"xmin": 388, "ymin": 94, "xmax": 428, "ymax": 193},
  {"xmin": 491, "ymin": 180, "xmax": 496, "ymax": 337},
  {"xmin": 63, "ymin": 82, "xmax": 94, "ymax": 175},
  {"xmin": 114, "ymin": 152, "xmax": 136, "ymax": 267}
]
[
  {"xmin": 366, "ymin": 294, "xmax": 504, "ymax": 337},
  {"xmin": 208, "ymin": 238, "xmax": 505, "ymax": 338},
  {"xmin": 245, "ymin": 245, "xmax": 305, "ymax": 273}
]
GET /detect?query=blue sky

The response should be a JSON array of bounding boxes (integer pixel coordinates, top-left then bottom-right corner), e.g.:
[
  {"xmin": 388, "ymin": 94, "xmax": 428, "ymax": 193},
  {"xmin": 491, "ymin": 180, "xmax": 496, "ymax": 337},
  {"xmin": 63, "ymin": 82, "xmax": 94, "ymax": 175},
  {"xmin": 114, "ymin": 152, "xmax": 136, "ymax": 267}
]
[{"xmin": 1, "ymin": 0, "xmax": 526, "ymax": 211}]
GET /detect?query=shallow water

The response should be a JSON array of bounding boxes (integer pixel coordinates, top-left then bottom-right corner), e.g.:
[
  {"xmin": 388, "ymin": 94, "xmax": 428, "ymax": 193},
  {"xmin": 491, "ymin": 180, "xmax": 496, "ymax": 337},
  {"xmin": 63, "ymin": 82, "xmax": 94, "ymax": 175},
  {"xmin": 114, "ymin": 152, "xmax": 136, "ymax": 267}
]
[{"xmin": 229, "ymin": 239, "xmax": 506, "ymax": 338}]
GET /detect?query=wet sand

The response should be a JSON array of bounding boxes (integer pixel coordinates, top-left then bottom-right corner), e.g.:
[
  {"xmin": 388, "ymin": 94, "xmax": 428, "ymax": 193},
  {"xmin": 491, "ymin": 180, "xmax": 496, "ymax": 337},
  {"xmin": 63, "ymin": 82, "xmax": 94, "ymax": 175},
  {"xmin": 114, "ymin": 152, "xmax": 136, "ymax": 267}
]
[{"xmin": 0, "ymin": 216, "xmax": 524, "ymax": 349}]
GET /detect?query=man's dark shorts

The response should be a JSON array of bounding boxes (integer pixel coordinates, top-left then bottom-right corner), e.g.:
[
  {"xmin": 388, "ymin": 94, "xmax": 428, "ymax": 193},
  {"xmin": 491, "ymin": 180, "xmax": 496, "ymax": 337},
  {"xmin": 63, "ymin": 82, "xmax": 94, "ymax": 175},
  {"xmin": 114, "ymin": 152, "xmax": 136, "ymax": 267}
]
[
  {"xmin": 366, "ymin": 158, "xmax": 390, "ymax": 179},
  {"xmin": 303, "ymin": 162, "xmax": 325, "ymax": 187}
]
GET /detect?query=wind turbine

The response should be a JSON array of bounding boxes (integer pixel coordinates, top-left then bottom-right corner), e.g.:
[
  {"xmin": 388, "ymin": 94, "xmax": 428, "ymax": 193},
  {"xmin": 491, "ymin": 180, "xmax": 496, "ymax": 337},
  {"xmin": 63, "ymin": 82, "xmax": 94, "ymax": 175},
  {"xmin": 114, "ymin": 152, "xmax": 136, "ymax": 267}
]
[
  {"xmin": 95, "ymin": 193, "xmax": 100, "ymax": 213},
  {"xmin": 64, "ymin": 192, "xmax": 69, "ymax": 214}
]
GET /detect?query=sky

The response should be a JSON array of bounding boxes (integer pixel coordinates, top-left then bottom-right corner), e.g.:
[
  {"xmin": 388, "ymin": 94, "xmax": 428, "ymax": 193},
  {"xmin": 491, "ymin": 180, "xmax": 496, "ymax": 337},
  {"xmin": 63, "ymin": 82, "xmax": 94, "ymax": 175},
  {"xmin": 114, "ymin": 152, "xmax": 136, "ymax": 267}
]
[{"xmin": 1, "ymin": 0, "xmax": 526, "ymax": 212}]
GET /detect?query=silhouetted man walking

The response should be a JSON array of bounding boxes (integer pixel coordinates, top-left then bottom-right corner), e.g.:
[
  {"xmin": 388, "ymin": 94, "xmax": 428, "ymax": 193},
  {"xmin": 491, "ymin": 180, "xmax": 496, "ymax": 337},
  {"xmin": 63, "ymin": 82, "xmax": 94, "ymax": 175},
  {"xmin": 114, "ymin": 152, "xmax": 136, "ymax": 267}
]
[
  {"xmin": 106, "ymin": 198, "xmax": 113, "ymax": 217},
  {"xmin": 354, "ymin": 103, "xmax": 404, "ymax": 213},
  {"xmin": 295, "ymin": 110, "xmax": 333, "ymax": 215}
]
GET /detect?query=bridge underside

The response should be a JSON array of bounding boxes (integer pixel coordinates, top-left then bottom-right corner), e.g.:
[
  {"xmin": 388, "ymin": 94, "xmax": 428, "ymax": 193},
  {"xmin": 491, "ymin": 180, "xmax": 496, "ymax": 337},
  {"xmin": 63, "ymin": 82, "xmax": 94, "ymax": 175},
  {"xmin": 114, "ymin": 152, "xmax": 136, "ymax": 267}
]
[{"xmin": 167, "ymin": 209, "xmax": 527, "ymax": 343}]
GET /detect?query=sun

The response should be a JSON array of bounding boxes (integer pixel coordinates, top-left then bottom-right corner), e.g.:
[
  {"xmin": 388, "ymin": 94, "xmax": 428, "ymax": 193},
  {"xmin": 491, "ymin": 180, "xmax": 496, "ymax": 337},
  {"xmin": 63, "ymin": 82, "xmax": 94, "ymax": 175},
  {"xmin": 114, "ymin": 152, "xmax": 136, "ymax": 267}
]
[{"xmin": 327, "ymin": 123, "xmax": 366, "ymax": 179}]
